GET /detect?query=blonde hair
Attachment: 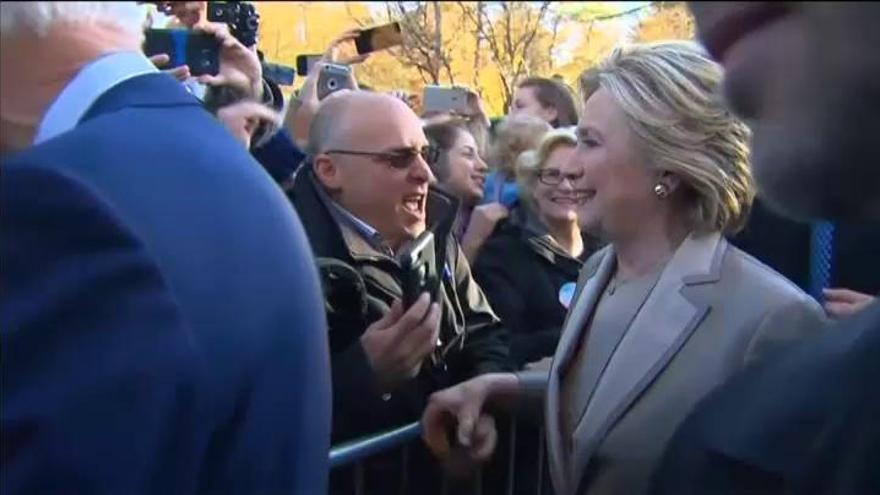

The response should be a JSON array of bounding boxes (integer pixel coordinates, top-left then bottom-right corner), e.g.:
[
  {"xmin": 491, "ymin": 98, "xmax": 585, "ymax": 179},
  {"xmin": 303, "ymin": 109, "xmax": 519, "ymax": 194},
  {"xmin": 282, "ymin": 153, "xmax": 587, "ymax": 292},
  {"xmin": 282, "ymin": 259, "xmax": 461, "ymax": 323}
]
[
  {"xmin": 0, "ymin": 2, "xmax": 148, "ymax": 38},
  {"xmin": 516, "ymin": 129, "xmax": 578, "ymax": 208},
  {"xmin": 579, "ymin": 41, "xmax": 754, "ymax": 234},
  {"xmin": 488, "ymin": 114, "xmax": 552, "ymax": 178}
]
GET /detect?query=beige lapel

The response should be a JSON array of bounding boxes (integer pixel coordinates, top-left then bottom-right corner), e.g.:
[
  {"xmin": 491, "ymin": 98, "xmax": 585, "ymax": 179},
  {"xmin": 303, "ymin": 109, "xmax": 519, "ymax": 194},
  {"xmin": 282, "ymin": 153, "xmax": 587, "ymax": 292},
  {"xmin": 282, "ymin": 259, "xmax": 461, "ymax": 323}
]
[
  {"xmin": 568, "ymin": 232, "xmax": 727, "ymax": 491},
  {"xmin": 545, "ymin": 248, "xmax": 616, "ymax": 495}
]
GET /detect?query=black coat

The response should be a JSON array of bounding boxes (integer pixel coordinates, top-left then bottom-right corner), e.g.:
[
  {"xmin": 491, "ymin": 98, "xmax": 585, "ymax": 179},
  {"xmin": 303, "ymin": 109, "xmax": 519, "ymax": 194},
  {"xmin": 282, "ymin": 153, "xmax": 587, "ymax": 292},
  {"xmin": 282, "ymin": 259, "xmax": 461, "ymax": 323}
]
[
  {"xmin": 288, "ymin": 169, "xmax": 512, "ymax": 443},
  {"xmin": 652, "ymin": 302, "xmax": 880, "ymax": 495},
  {"xmin": 730, "ymin": 200, "xmax": 880, "ymax": 294},
  {"xmin": 472, "ymin": 205, "xmax": 602, "ymax": 367}
]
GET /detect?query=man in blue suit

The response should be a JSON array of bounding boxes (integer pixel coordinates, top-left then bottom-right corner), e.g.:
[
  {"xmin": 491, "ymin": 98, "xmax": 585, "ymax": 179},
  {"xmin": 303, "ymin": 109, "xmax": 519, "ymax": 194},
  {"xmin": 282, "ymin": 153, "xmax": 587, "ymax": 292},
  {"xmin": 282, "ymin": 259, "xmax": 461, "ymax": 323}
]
[{"xmin": 0, "ymin": 3, "xmax": 330, "ymax": 493}]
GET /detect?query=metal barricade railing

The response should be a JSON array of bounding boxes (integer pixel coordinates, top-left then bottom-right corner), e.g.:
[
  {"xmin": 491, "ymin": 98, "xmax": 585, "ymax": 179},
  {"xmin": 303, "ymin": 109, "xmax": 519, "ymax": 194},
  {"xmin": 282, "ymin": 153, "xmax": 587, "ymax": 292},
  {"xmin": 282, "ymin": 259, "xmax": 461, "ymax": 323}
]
[
  {"xmin": 328, "ymin": 417, "xmax": 550, "ymax": 495},
  {"xmin": 329, "ymin": 421, "xmax": 422, "ymax": 469}
]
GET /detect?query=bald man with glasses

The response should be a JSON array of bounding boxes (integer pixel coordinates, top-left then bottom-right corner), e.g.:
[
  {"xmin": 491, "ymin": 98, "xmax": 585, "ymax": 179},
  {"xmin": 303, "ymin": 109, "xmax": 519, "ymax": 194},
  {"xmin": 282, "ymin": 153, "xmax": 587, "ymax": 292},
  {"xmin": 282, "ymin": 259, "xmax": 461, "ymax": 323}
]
[{"xmin": 287, "ymin": 91, "xmax": 511, "ymax": 494}]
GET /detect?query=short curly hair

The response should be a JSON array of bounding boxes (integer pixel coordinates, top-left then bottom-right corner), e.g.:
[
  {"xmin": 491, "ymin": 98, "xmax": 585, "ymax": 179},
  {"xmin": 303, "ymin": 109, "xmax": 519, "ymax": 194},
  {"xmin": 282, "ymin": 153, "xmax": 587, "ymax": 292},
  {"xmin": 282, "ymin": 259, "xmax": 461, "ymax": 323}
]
[{"xmin": 580, "ymin": 41, "xmax": 754, "ymax": 235}]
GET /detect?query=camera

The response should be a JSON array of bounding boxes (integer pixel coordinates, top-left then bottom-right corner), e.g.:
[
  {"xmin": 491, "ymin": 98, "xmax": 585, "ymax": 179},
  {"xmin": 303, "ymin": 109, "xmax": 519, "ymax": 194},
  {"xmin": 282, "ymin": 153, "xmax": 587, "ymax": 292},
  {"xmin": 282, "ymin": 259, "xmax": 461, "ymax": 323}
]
[{"xmin": 207, "ymin": 1, "xmax": 260, "ymax": 48}]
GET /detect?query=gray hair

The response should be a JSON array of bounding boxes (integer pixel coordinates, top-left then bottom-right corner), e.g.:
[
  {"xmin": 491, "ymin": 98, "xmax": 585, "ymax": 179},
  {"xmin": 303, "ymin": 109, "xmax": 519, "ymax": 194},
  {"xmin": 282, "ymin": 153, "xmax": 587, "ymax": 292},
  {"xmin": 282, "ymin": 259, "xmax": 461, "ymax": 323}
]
[{"xmin": 0, "ymin": 2, "xmax": 147, "ymax": 38}]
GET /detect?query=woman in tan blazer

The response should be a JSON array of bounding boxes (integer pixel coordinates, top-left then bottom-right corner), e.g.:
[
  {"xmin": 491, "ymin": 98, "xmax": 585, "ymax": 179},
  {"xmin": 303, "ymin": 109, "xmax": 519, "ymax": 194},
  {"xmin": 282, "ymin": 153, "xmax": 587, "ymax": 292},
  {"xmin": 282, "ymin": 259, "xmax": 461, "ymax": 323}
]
[{"xmin": 422, "ymin": 42, "xmax": 828, "ymax": 495}]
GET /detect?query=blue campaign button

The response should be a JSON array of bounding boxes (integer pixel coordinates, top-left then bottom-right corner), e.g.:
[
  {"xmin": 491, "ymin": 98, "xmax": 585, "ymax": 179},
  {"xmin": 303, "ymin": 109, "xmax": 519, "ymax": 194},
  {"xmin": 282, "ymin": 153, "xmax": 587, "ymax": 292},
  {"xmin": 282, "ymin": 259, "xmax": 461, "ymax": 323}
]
[{"xmin": 559, "ymin": 282, "xmax": 577, "ymax": 309}]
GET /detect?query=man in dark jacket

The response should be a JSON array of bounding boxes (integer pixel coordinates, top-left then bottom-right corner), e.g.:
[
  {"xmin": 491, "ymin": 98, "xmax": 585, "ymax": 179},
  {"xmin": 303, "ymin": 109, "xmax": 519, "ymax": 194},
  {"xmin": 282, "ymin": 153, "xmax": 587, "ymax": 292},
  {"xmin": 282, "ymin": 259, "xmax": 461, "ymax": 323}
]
[
  {"xmin": 653, "ymin": 3, "xmax": 880, "ymax": 494},
  {"xmin": 288, "ymin": 91, "xmax": 512, "ymax": 493}
]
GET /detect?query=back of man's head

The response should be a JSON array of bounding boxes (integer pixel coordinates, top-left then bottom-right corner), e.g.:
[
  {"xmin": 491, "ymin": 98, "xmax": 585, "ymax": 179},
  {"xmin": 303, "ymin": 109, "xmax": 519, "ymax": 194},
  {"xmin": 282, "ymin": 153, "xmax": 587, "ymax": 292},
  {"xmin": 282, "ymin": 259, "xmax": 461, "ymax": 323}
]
[
  {"xmin": 0, "ymin": 2, "xmax": 146, "ymax": 38},
  {"xmin": 0, "ymin": 2, "xmax": 148, "ymax": 152}
]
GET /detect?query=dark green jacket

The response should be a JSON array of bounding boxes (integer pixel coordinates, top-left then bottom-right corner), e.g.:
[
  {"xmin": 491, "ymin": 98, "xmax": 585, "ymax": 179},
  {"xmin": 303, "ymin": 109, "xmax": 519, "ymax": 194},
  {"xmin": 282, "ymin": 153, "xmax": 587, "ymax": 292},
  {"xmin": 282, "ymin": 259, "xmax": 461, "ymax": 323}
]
[{"xmin": 288, "ymin": 168, "xmax": 512, "ymax": 442}]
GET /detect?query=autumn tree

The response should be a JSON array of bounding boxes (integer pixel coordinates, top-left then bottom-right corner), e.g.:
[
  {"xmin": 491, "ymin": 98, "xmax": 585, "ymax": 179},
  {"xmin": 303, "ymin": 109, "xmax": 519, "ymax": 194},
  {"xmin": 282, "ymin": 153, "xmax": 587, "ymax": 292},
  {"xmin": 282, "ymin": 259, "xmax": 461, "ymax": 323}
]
[
  {"xmin": 634, "ymin": 2, "xmax": 695, "ymax": 42},
  {"xmin": 459, "ymin": 1, "xmax": 556, "ymax": 110}
]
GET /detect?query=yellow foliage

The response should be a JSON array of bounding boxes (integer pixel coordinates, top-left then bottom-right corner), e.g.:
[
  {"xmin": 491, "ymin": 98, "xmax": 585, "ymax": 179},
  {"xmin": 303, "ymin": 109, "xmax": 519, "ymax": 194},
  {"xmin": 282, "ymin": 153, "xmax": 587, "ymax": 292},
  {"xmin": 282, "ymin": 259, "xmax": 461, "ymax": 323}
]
[
  {"xmin": 634, "ymin": 2, "xmax": 695, "ymax": 43},
  {"xmin": 254, "ymin": 2, "xmax": 696, "ymax": 116}
]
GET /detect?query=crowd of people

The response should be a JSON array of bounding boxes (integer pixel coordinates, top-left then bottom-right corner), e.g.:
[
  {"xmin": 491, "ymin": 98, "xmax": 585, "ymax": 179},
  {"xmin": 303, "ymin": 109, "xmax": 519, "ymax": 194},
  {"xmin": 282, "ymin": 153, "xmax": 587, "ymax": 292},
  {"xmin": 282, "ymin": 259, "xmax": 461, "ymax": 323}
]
[{"xmin": 1, "ymin": 2, "xmax": 879, "ymax": 495}]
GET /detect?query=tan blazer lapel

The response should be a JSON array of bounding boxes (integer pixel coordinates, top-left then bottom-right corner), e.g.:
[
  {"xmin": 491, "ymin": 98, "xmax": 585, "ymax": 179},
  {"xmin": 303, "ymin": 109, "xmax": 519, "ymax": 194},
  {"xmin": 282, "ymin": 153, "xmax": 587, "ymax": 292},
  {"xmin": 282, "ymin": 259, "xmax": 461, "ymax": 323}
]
[
  {"xmin": 569, "ymin": 233, "xmax": 727, "ymax": 490},
  {"xmin": 545, "ymin": 248, "xmax": 616, "ymax": 494}
]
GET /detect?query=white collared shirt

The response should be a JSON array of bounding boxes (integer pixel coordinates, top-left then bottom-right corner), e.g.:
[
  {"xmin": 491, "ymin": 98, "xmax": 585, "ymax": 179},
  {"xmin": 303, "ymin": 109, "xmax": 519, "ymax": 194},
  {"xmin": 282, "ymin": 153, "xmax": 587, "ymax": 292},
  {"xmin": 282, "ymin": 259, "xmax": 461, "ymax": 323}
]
[{"xmin": 34, "ymin": 51, "xmax": 158, "ymax": 145}]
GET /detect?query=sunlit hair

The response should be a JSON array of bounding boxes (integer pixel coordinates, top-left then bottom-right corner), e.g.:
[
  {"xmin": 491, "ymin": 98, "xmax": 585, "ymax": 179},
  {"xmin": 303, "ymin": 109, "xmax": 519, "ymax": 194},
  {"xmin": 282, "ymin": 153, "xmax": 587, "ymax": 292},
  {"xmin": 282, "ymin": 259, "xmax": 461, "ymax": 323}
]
[
  {"xmin": 488, "ymin": 114, "xmax": 552, "ymax": 177},
  {"xmin": 516, "ymin": 129, "xmax": 578, "ymax": 209},
  {"xmin": 0, "ymin": 2, "xmax": 147, "ymax": 37},
  {"xmin": 579, "ymin": 41, "xmax": 754, "ymax": 234}
]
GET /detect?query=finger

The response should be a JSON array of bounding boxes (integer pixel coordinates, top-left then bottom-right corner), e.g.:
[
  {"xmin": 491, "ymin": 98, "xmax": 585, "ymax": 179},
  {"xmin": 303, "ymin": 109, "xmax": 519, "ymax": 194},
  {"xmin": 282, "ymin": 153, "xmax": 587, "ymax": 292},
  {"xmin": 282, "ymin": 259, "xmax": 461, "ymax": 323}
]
[
  {"xmin": 197, "ymin": 21, "xmax": 231, "ymax": 36},
  {"xmin": 456, "ymin": 410, "xmax": 475, "ymax": 448},
  {"xmin": 333, "ymin": 28, "xmax": 364, "ymax": 43},
  {"xmin": 149, "ymin": 53, "xmax": 170, "ymax": 67},
  {"xmin": 824, "ymin": 301, "xmax": 854, "ymax": 318},
  {"xmin": 392, "ymin": 293, "xmax": 432, "ymax": 337},
  {"xmin": 824, "ymin": 288, "xmax": 873, "ymax": 304},
  {"xmin": 221, "ymin": 102, "xmax": 281, "ymax": 125},
  {"xmin": 375, "ymin": 299, "xmax": 405, "ymax": 329},
  {"xmin": 422, "ymin": 400, "xmax": 453, "ymax": 457},
  {"xmin": 341, "ymin": 53, "xmax": 371, "ymax": 65},
  {"xmin": 423, "ymin": 302, "xmax": 443, "ymax": 354},
  {"xmin": 196, "ymin": 74, "xmax": 224, "ymax": 86},
  {"xmin": 823, "ymin": 288, "xmax": 857, "ymax": 301},
  {"xmin": 167, "ymin": 65, "xmax": 190, "ymax": 81},
  {"xmin": 402, "ymin": 302, "xmax": 442, "ymax": 366},
  {"xmin": 470, "ymin": 415, "xmax": 498, "ymax": 461}
]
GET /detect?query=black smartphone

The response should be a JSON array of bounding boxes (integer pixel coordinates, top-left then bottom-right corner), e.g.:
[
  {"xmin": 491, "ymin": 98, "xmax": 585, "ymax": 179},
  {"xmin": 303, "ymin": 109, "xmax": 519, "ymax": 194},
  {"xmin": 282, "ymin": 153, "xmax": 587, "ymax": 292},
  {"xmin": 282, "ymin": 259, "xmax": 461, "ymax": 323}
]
[
  {"xmin": 296, "ymin": 54, "xmax": 323, "ymax": 77},
  {"xmin": 398, "ymin": 230, "xmax": 440, "ymax": 309},
  {"xmin": 143, "ymin": 28, "xmax": 220, "ymax": 76},
  {"xmin": 355, "ymin": 21, "xmax": 403, "ymax": 55},
  {"xmin": 317, "ymin": 64, "xmax": 355, "ymax": 100},
  {"xmin": 262, "ymin": 62, "xmax": 296, "ymax": 86}
]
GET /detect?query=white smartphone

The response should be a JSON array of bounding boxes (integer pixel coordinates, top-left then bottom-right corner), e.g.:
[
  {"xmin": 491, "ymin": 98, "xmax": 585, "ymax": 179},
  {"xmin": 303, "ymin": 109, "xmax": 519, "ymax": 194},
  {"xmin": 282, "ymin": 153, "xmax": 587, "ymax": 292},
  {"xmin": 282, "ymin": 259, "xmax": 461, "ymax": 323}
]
[{"xmin": 423, "ymin": 86, "xmax": 471, "ymax": 114}]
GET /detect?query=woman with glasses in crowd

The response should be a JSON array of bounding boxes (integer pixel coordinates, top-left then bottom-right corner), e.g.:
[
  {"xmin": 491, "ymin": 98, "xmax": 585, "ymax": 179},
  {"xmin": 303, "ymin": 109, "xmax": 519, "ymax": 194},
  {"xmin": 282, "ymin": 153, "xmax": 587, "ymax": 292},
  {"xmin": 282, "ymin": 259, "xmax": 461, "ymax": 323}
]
[
  {"xmin": 480, "ymin": 77, "xmax": 581, "ymax": 223},
  {"xmin": 423, "ymin": 41, "xmax": 828, "ymax": 495},
  {"xmin": 473, "ymin": 129, "xmax": 602, "ymax": 369}
]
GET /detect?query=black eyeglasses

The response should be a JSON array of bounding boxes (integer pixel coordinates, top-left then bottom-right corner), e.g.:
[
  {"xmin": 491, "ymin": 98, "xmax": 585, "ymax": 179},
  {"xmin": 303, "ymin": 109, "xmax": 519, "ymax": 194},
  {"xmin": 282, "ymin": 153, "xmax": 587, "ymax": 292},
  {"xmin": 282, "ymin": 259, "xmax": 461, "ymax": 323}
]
[
  {"xmin": 324, "ymin": 146, "xmax": 439, "ymax": 170},
  {"xmin": 537, "ymin": 169, "xmax": 584, "ymax": 186}
]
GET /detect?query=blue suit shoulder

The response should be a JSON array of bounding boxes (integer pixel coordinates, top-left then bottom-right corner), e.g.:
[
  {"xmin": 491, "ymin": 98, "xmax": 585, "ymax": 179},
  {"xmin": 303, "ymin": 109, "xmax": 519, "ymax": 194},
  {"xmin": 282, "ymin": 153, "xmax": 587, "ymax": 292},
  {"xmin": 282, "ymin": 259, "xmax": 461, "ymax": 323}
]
[
  {"xmin": 1, "ymin": 72, "xmax": 331, "ymax": 494},
  {"xmin": 1, "ymin": 161, "xmax": 205, "ymax": 494}
]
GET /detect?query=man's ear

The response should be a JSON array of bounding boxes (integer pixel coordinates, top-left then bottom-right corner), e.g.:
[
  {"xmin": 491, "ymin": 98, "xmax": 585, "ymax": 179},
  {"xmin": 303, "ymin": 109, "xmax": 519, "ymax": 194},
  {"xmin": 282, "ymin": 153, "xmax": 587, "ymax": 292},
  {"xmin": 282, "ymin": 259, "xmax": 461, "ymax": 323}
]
[{"xmin": 313, "ymin": 154, "xmax": 343, "ymax": 192}]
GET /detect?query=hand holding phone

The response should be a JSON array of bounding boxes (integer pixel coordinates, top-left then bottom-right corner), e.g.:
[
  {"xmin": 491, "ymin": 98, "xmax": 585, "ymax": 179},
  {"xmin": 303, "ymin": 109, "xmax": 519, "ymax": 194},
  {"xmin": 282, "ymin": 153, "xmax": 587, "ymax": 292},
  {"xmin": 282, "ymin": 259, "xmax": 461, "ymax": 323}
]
[
  {"xmin": 296, "ymin": 54, "xmax": 323, "ymax": 76},
  {"xmin": 317, "ymin": 64, "xmax": 357, "ymax": 100},
  {"xmin": 424, "ymin": 86, "xmax": 472, "ymax": 115},
  {"xmin": 355, "ymin": 21, "xmax": 403, "ymax": 55},
  {"xmin": 143, "ymin": 28, "xmax": 220, "ymax": 76},
  {"xmin": 398, "ymin": 231, "xmax": 441, "ymax": 309}
]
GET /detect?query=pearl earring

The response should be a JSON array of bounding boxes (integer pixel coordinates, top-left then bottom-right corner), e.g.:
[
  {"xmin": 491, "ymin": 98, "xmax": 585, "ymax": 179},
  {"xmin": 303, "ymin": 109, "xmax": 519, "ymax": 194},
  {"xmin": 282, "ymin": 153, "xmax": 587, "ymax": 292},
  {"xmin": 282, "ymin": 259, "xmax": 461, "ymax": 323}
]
[{"xmin": 654, "ymin": 183, "xmax": 670, "ymax": 199}]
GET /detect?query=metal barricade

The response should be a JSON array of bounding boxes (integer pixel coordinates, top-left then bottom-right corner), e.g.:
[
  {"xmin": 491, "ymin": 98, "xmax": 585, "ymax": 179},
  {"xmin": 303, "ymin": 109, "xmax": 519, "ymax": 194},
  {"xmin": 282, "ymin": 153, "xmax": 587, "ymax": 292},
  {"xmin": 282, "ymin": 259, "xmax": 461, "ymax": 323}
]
[{"xmin": 328, "ymin": 418, "xmax": 550, "ymax": 495}]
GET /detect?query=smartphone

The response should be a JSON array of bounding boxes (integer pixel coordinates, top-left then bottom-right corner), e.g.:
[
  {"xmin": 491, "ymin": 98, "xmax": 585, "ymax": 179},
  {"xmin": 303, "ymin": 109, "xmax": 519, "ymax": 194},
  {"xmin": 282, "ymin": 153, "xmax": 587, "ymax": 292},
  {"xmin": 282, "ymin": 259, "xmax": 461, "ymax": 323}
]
[
  {"xmin": 317, "ymin": 64, "xmax": 355, "ymax": 100},
  {"xmin": 355, "ymin": 21, "xmax": 403, "ymax": 55},
  {"xmin": 423, "ymin": 86, "xmax": 471, "ymax": 114},
  {"xmin": 143, "ymin": 28, "xmax": 220, "ymax": 76},
  {"xmin": 296, "ymin": 54, "xmax": 323, "ymax": 77},
  {"xmin": 262, "ymin": 62, "xmax": 296, "ymax": 86},
  {"xmin": 397, "ymin": 230, "xmax": 440, "ymax": 309}
]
